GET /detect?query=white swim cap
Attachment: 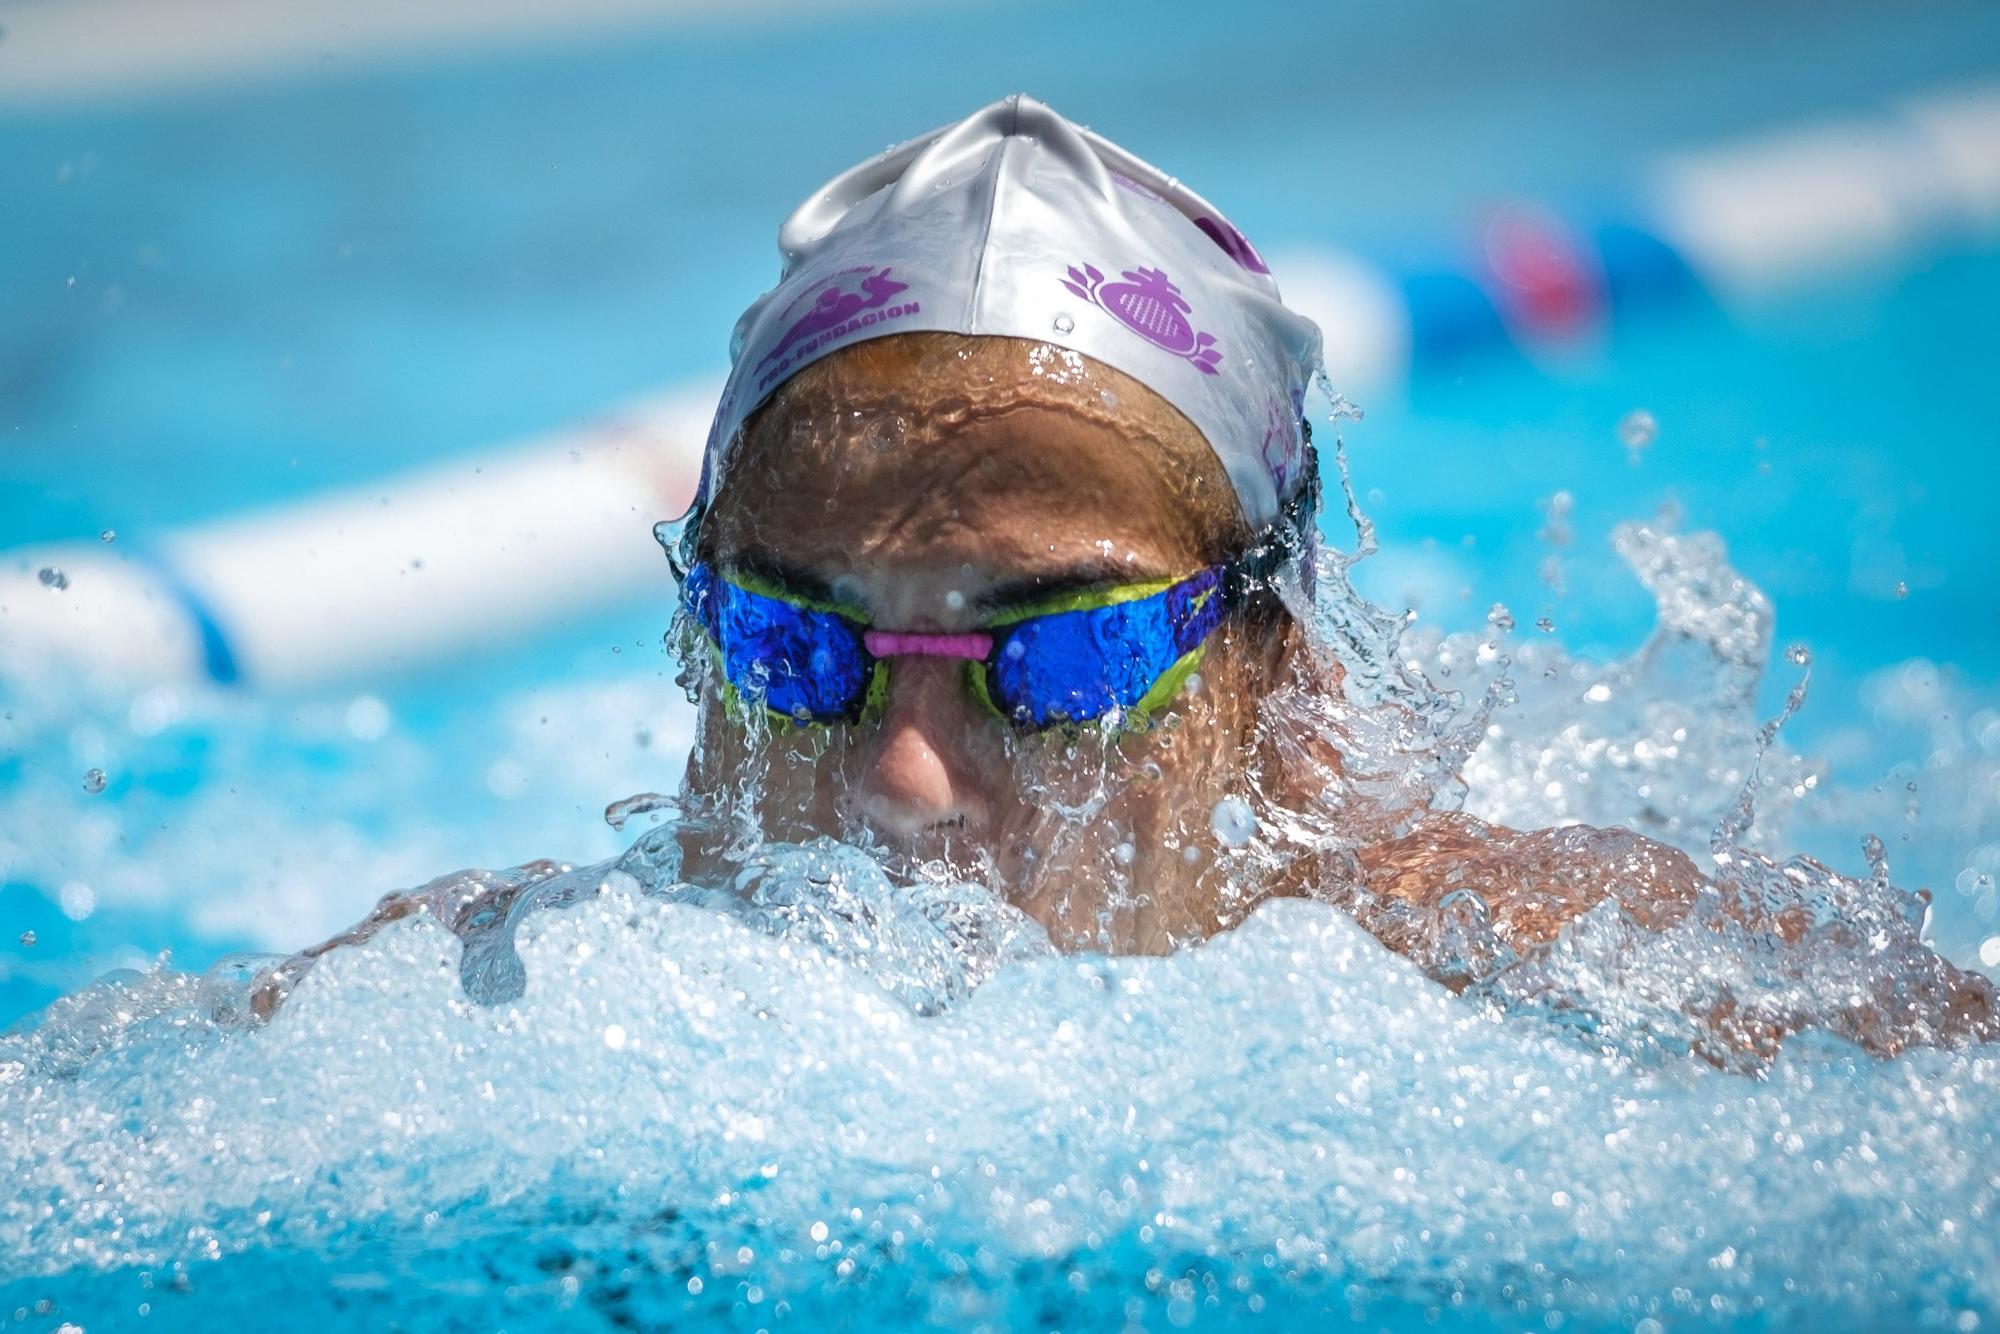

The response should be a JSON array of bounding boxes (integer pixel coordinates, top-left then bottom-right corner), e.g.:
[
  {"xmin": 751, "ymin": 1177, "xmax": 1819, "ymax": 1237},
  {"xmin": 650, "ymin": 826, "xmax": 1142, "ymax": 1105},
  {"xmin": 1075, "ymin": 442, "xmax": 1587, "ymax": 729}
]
[{"xmin": 704, "ymin": 93, "xmax": 1324, "ymax": 530}]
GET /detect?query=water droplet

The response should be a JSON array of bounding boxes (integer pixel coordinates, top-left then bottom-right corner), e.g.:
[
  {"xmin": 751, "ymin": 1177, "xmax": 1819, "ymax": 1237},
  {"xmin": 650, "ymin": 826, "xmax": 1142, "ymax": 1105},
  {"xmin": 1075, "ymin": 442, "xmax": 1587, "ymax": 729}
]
[
  {"xmin": 1323, "ymin": 389, "xmax": 1365, "ymax": 421},
  {"xmin": 605, "ymin": 791, "xmax": 677, "ymax": 831},
  {"xmin": 1535, "ymin": 617, "xmax": 1555, "ymax": 633},
  {"xmin": 1112, "ymin": 842, "xmax": 1136, "ymax": 866},
  {"xmin": 602, "ymin": 1024, "xmax": 627, "ymax": 1051},
  {"xmin": 81, "ymin": 768, "xmax": 106, "ymax": 794},
  {"xmin": 944, "ymin": 590, "xmax": 966, "ymax": 613},
  {"xmin": 1894, "ymin": 581, "xmax": 1909, "ymax": 599},
  {"xmin": 99, "ymin": 528, "xmax": 117, "ymax": 543},
  {"xmin": 1617, "ymin": 408, "xmax": 1657, "ymax": 454},
  {"xmin": 1787, "ymin": 644, "xmax": 1812, "ymax": 667},
  {"xmin": 1209, "ymin": 795, "xmax": 1258, "ymax": 848},
  {"xmin": 58, "ymin": 881, "xmax": 95, "ymax": 921},
  {"xmin": 18, "ymin": 930, "xmax": 35, "ymax": 948},
  {"xmin": 345, "ymin": 695, "xmax": 390, "ymax": 741},
  {"xmin": 861, "ymin": 415, "xmax": 905, "ymax": 452},
  {"xmin": 37, "ymin": 567, "xmax": 67, "ymax": 590},
  {"xmin": 1052, "ymin": 314, "xmax": 1075, "ymax": 334},
  {"xmin": 1486, "ymin": 603, "xmax": 1515, "ymax": 632},
  {"xmin": 1980, "ymin": 936, "xmax": 2000, "ymax": 969}
]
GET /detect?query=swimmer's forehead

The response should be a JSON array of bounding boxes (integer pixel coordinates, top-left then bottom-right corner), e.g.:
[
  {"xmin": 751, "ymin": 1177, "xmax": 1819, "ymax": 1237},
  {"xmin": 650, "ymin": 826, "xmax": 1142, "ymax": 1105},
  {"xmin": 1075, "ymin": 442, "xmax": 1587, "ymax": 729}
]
[
  {"xmin": 704, "ymin": 336, "xmax": 1247, "ymax": 598},
  {"xmin": 748, "ymin": 334, "xmax": 1213, "ymax": 458}
]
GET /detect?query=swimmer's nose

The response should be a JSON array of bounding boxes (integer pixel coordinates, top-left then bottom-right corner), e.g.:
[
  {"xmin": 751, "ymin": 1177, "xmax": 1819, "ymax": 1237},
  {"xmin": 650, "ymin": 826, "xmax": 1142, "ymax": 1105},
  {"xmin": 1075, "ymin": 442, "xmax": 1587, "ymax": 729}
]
[{"xmin": 856, "ymin": 658, "xmax": 989, "ymax": 837}]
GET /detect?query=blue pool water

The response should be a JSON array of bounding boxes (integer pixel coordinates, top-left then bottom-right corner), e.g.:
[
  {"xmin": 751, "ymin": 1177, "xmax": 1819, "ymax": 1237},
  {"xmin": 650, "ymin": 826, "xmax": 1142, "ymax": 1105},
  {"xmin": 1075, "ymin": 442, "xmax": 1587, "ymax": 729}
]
[{"xmin": 4, "ymin": 2, "xmax": 2000, "ymax": 1328}]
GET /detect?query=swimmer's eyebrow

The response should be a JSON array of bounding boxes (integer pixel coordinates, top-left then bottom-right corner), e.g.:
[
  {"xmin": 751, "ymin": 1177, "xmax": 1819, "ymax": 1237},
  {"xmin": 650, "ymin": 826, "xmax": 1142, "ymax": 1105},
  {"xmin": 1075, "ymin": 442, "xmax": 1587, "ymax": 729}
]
[
  {"xmin": 718, "ymin": 552, "xmax": 1181, "ymax": 616},
  {"xmin": 973, "ymin": 558, "xmax": 1177, "ymax": 614},
  {"xmin": 719, "ymin": 551, "xmax": 842, "ymax": 606}
]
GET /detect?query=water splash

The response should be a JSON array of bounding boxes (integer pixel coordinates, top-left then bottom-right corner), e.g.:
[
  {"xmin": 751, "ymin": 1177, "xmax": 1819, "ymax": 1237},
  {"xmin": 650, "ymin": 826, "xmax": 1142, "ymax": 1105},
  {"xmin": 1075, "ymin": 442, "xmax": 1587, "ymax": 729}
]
[
  {"xmin": 2, "ymin": 415, "xmax": 1998, "ymax": 1327},
  {"xmin": 4, "ymin": 887, "xmax": 1997, "ymax": 1330},
  {"xmin": 1618, "ymin": 406, "xmax": 1657, "ymax": 464}
]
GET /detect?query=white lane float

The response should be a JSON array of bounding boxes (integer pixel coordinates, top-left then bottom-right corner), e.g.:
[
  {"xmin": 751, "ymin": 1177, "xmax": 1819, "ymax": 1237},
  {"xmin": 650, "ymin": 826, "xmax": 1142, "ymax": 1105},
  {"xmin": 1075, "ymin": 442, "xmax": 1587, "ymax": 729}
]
[{"xmin": 2, "ymin": 386, "xmax": 716, "ymax": 691}]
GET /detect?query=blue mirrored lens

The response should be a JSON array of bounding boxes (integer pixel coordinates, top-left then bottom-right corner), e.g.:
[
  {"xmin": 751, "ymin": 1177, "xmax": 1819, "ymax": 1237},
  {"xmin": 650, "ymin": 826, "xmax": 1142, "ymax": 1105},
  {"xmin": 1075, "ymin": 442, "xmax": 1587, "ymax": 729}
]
[
  {"xmin": 683, "ymin": 565, "xmax": 871, "ymax": 722},
  {"xmin": 988, "ymin": 568, "xmax": 1225, "ymax": 726}
]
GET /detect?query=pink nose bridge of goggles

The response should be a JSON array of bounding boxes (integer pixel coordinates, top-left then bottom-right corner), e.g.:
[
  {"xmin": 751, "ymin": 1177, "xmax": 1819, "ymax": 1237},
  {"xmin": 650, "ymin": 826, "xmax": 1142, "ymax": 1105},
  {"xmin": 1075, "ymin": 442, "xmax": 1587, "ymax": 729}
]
[{"xmin": 862, "ymin": 630, "xmax": 995, "ymax": 661}]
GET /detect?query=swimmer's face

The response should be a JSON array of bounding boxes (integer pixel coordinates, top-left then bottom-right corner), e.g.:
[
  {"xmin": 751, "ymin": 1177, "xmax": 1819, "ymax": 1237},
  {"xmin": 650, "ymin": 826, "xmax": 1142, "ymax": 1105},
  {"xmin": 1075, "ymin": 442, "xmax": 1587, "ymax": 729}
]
[{"xmin": 684, "ymin": 334, "xmax": 1296, "ymax": 952}]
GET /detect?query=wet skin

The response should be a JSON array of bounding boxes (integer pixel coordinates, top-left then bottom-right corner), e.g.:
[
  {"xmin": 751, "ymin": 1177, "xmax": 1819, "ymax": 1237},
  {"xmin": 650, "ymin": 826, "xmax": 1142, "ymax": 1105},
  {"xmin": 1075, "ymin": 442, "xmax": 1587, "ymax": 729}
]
[
  {"xmin": 260, "ymin": 333, "xmax": 1998, "ymax": 1054},
  {"xmin": 683, "ymin": 334, "xmax": 1283, "ymax": 950}
]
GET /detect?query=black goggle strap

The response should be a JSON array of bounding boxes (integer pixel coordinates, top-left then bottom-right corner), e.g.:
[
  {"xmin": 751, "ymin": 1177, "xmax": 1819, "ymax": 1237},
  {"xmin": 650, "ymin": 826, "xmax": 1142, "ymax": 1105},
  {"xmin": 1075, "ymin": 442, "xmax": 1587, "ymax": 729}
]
[{"xmin": 1222, "ymin": 425, "xmax": 1320, "ymax": 607}]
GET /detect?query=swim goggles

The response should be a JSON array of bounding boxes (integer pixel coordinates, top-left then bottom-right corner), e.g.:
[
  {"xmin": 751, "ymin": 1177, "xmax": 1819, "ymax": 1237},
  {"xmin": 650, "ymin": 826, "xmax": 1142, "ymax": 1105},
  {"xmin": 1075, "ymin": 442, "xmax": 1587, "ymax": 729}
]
[{"xmin": 673, "ymin": 445, "xmax": 1317, "ymax": 732}]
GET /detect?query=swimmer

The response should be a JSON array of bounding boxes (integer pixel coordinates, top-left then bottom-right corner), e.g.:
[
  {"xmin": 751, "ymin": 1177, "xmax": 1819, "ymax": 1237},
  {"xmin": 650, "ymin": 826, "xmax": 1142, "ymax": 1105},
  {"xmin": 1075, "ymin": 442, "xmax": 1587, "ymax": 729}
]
[{"xmin": 259, "ymin": 96, "xmax": 1995, "ymax": 1057}]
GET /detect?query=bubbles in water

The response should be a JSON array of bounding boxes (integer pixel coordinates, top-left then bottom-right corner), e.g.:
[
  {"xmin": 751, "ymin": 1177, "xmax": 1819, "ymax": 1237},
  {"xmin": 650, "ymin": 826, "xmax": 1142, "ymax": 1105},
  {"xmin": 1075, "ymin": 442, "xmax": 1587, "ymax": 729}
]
[
  {"xmin": 1535, "ymin": 616, "xmax": 1555, "ymax": 632},
  {"xmin": 1538, "ymin": 492, "xmax": 1574, "ymax": 594},
  {"xmin": 1052, "ymin": 314, "xmax": 1075, "ymax": 334},
  {"xmin": 1982, "ymin": 936, "xmax": 2000, "ymax": 968},
  {"xmin": 944, "ymin": 590, "xmax": 966, "ymax": 613},
  {"xmin": 1618, "ymin": 407, "xmax": 1657, "ymax": 460},
  {"xmin": 36, "ymin": 567, "xmax": 66, "ymax": 590},
  {"xmin": 81, "ymin": 768, "xmax": 106, "ymax": 794},
  {"xmin": 1895, "ymin": 581, "xmax": 1910, "ymax": 599},
  {"xmin": 1209, "ymin": 795, "xmax": 1257, "ymax": 848},
  {"xmin": 17, "ymin": 930, "xmax": 34, "ymax": 948},
  {"xmin": 1486, "ymin": 603, "xmax": 1515, "ymax": 632},
  {"xmin": 98, "ymin": 529, "xmax": 116, "ymax": 543}
]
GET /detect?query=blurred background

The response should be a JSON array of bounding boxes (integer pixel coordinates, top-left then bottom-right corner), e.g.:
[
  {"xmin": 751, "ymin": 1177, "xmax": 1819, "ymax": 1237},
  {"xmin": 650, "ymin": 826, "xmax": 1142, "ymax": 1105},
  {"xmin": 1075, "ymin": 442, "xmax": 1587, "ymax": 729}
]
[{"xmin": 3, "ymin": 0, "xmax": 1998, "ymax": 1020}]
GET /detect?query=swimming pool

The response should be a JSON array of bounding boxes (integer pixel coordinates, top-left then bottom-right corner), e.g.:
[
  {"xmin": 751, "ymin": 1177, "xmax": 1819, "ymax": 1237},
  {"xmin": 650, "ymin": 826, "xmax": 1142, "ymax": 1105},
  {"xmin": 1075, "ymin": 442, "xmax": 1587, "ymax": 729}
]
[{"xmin": 3, "ymin": 2, "xmax": 1999, "ymax": 1328}]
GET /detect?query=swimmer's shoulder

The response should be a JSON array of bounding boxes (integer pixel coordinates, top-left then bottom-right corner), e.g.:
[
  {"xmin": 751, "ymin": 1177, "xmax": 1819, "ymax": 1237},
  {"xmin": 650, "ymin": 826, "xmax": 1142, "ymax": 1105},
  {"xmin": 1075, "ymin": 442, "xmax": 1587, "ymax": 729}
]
[{"xmin": 1352, "ymin": 812, "xmax": 1705, "ymax": 945}]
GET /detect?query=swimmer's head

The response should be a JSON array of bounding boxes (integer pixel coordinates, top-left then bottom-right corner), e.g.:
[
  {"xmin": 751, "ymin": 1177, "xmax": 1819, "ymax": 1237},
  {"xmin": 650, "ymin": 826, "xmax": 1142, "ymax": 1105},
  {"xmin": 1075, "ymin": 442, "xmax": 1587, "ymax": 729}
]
[
  {"xmin": 672, "ymin": 97, "xmax": 1329, "ymax": 951},
  {"xmin": 683, "ymin": 333, "xmax": 1313, "ymax": 949},
  {"xmin": 702, "ymin": 93, "xmax": 1323, "ymax": 532}
]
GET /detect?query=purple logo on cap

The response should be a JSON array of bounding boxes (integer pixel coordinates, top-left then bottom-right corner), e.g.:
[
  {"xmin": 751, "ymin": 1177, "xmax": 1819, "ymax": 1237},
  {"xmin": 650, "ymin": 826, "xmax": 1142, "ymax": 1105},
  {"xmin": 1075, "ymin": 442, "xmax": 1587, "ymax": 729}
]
[
  {"xmin": 758, "ymin": 266, "xmax": 909, "ymax": 372},
  {"xmin": 1193, "ymin": 217, "xmax": 1271, "ymax": 275},
  {"xmin": 752, "ymin": 265, "xmax": 920, "ymax": 392},
  {"xmin": 1061, "ymin": 264, "xmax": 1222, "ymax": 374}
]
